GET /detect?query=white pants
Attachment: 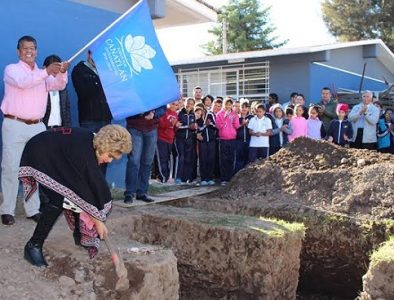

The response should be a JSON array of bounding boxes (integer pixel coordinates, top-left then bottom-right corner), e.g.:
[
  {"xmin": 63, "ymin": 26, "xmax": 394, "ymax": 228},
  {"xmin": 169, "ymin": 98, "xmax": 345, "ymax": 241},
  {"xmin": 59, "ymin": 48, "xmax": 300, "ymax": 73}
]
[{"xmin": 0, "ymin": 118, "xmax": 45, "ymax": 217}]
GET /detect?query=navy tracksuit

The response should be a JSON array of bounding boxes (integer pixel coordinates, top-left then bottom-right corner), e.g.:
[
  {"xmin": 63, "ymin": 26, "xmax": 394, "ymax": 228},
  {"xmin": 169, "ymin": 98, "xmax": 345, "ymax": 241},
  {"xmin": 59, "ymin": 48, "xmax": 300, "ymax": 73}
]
[
  {"xmin": 197, "ymin": 111, "xmax": 217, "ymax": 182},
  {"xmin": 175, "ymin": 108, "xmax": 196, "ymax": 182},
  {"xmin": 235, "ymin": 114, "xmax": 253, "ymax": 173}
]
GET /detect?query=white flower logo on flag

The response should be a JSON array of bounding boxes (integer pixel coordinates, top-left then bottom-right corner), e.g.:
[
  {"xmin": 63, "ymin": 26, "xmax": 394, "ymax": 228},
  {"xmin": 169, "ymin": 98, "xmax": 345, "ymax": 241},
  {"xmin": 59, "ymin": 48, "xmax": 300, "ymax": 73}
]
[{"xmin": 124, "ymin": 34, "xmax": 156, "ymax": 74}]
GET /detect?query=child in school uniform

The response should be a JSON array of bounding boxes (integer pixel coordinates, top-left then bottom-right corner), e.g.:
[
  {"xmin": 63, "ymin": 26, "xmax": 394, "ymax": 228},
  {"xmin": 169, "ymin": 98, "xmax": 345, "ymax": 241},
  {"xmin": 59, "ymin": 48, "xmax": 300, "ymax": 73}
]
[
  {"xmin": 175, "ymin": 98, "xmax": 196, "ymax": 184},
  {"xmin": 196, "ymin": 107, "xmax": 217, "ymax": 185},
  {"xmin": 307, "ymin": 105, "xmax": 326, "ymax": 140},
  {"xmin": 248, "ymin": 104, "xmax": 273, "ymax": 162},
  {"xmin": 270, "ymin": 104, "xmax": 292, "ymax": 154},
  {"xmin": 215, "ymin": 98, "xmax": 240, "ymax": 186},
  {"xmin": 288, "ymin": 104, "xmax": 307, "ymax": 142},
  {"xmin": 377, "ymin": 108, "xmax": 394, "ymax": 153},
  {"xmin": 327, "ymin": 103, "xmax": 353, "ymax": 147},
  {"xmin": 156, "ymin": 101, "xmax": 180, "ymax": 183},
  {"xmin": 235, "ymin": 101, "xmax": 254, "ymax": 172}
]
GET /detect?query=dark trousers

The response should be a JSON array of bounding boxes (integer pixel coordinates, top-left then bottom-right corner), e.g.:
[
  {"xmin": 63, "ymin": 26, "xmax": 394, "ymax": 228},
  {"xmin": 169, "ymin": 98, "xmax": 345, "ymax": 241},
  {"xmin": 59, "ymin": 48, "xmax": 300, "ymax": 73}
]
[
  {"xmin": 175, "ymin": 138, "xmax": 193, "ymax": 182},
  {"xmin": 156, "ymin": 140, "xmax": 173, "ymax": 182},
  {"xmin": 270, "ymin": 146, "xmax": 281, "ymax": 156},
  {"xmin": 30, "ymin": 186, "xmax": 64, "ymax": 247},
  {"xmin": 171, "ymin": 144, "xmax": 177, "ymax": 179},
  {"xmin": 190, "ymin": 138, "xmax": 198, "ymax": 182},
  {"xmin": 219, "ymin": 139, "xmax": 236, "ymax": 182},
  {"xmin": 351, "ymin": 128, "xmax": 363, "ymax": 149},
  {"xmin": 199, "ymin": 141, "xmax": 216, "ymax": 181},
  {"xmin": 248, "ymin": 147, "xmax": 269, "ymax": 163},
  {"xmin": 235, "ymin": 140, "xmax": 249, "ymax": 173},
  {"xmin": 214, "ymin": 139, "xmax": 220, "ymax": 179},
  {"xmin": 351, "ymin": 128, "xmax": 377, "ymax": 150}
]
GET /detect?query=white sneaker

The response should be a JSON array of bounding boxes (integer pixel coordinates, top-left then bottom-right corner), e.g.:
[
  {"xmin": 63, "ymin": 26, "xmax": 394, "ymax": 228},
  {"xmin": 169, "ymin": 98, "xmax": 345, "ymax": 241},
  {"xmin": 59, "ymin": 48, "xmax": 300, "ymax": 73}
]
[
  {"xmin": 208, "ymin": 180, "xmax": 216, "ymax": 186},
  {"xmin": 200, "ymin": 181, "xmax": 208, "ymax": 186},
  {"xmin": 220, "ymin": 181, "xmax": 228, "ymax": 186}
]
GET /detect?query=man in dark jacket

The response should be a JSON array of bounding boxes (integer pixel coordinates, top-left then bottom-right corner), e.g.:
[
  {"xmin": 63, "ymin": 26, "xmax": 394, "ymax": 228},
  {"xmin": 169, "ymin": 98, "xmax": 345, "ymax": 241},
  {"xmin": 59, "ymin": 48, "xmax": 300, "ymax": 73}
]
[
  {"xmin": 71, "ymin": 51, "xmax": 112, "ymax": 175},
  {"xmin": 43, "ymin": 55, "xmax": 72, "ymax": 129},
  {"xmin": 71, "ymin": 51, "xmax": 112, "ymax": 133}
]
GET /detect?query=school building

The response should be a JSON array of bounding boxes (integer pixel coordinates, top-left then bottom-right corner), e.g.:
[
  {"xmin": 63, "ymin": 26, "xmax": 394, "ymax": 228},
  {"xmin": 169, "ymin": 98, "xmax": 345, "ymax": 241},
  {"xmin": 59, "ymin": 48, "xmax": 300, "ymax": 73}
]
[{"xmin": 171, "ymin": 39, "xmax": 394, "ymax": 105}]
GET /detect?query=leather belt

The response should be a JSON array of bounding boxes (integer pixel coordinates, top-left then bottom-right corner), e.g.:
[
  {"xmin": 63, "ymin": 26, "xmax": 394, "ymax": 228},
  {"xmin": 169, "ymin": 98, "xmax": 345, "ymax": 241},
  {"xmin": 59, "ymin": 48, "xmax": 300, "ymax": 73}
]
[{"xmin": 3, "ymin": 114, "xmax": 42, "ymax": 125}]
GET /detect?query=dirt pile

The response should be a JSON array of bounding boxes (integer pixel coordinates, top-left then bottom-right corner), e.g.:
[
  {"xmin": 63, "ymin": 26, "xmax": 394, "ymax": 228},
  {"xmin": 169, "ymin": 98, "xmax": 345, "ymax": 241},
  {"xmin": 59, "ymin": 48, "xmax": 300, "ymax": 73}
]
[{"xmin": 222, "ymin": 137, "xmax": 394, "ymax": 219}]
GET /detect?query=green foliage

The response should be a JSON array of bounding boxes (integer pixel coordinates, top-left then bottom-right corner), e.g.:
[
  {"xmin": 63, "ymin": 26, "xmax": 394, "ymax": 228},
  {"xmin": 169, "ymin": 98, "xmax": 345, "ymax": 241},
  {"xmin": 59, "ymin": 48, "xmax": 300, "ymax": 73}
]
[
  {"xmin": 204, "ymin": 0, "xmax": 286, "ymax": 55},
  {"xmin": 369, "ymin": 236, "xmax": 394, "ymax": 267},
  {"xmin": 321, "ymin": 0, "xmax": 394, "ymax": 51}
]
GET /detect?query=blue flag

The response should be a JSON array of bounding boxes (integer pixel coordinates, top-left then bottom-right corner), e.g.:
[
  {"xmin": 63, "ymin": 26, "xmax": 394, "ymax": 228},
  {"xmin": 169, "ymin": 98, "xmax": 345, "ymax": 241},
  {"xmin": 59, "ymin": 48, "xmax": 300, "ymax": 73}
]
[{"xmin": 89, "ymin": 0, "xmax": 180, "ymax": 119}]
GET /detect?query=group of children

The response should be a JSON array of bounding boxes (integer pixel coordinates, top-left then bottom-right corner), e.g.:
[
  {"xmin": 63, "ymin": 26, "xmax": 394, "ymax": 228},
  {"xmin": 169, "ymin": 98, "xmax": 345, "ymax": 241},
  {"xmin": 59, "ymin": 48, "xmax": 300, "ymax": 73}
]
[{"xmin": 154, "ymin": 94, "xmax": 356, "ymax": 186}]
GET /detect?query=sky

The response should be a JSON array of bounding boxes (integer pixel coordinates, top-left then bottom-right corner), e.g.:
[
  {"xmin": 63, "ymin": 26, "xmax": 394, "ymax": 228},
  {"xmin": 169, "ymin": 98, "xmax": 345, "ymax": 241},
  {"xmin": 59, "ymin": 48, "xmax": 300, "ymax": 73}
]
[{"xmin": 157, "ymin": 0, "xmax": 336, "ymax": 62}]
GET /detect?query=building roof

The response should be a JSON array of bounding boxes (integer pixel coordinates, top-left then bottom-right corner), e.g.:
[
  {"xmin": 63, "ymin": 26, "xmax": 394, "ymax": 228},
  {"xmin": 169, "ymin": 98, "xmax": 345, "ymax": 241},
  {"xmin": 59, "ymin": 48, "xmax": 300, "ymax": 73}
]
[
  {"xmin": 154, "ymin": 0, "xmax": 217, "ymax": 28},
  {"xmin": 171, "ymin": 39, "xmax": 394, "ymax": 75},
  {"xmin": 68, "ymin": 0, "xmax": 217, "ymax": 28}
]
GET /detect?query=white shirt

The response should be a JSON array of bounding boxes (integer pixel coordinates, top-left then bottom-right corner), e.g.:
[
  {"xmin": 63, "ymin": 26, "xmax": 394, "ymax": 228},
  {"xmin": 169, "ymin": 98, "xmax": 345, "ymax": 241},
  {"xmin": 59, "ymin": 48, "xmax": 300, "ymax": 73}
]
[
  {"xmin": 47, "ymin": 91, "xmax": 62, "ymax": 126},
  {"xmin": 248, "ymin": 116, "xmax": 272, "ymax": 147}
]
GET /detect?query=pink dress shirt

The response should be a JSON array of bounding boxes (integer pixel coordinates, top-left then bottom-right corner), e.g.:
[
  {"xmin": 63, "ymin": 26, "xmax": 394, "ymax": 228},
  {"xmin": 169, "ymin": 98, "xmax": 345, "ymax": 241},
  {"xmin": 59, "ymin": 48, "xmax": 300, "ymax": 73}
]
[{"xmin": 1, "ymin": 60, "xmax": 68, "ymax": 119}]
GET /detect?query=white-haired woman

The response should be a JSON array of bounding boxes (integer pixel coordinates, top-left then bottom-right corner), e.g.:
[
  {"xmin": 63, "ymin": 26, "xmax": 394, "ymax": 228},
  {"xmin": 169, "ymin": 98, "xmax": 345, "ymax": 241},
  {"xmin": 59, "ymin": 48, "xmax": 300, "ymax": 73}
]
[{"xmin": 19, "ymin": 125, "xmax": 131, "ymax": 267}]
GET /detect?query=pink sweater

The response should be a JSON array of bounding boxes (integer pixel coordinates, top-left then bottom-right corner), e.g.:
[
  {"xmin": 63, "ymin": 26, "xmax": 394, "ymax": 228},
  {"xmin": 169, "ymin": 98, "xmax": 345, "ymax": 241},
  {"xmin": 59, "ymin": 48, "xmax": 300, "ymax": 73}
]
[
  {"xmin": 215, "ymin": 109, "xmax": 240, "ymax": 140},
  {"xmin": 289, "ymin": 116, "xmax": 307, "ymax": 142}
]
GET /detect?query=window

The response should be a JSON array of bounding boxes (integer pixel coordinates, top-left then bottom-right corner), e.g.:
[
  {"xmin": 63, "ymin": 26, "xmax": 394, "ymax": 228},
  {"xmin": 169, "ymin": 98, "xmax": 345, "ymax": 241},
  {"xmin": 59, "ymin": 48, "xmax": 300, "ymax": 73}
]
[{"xmin": 176, "ymin": 61, "xmax": 270, "ymax": 102}]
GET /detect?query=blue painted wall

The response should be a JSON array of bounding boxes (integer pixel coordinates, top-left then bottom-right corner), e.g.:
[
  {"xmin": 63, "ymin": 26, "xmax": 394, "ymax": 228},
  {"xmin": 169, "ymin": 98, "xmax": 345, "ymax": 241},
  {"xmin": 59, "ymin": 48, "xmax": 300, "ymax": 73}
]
[
  {"xmin": 309, "ymin": 63, "xmax": 387, "ymax": 102},
  {"xmin": 0, "ymin": 0, "xmax": 129, "ymax": 188}
]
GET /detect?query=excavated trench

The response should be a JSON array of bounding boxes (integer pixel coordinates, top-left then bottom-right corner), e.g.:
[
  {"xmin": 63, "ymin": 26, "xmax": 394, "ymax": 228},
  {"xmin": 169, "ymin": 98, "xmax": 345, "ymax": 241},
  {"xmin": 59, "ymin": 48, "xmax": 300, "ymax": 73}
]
[
  {"xmin": 165, "ymin": 195, "xmax": 392, "ymax": 299},
  {"xmin": 162, "ymin": 138, "xmax": 394, "ymax": 299}
]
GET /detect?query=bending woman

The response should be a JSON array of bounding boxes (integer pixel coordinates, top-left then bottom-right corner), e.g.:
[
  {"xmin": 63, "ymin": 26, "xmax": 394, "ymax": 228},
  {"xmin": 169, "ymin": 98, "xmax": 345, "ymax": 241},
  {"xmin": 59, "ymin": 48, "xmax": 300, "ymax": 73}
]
[{"xmin": 18, "ymin": 125, "xmax": 132, "ymax": 267}]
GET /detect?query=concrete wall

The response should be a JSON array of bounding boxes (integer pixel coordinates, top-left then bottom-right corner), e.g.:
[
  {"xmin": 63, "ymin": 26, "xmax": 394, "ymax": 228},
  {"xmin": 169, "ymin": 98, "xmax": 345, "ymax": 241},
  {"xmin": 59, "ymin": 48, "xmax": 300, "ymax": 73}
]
[
  {"xmin": 327, "ymin": 46, "xmax": 394, "ymax": 82},
  {"xmin": 309, "ymin": 63, "xmax": 388, "ymax": 102},
  {"xmin": 270, "ymin": 60, "xmax": 310, "ymax": 105}
]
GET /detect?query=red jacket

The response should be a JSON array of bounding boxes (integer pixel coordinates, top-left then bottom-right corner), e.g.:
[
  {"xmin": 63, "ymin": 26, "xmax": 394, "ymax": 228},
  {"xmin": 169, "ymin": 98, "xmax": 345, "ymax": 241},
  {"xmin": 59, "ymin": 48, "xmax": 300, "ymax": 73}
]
[{"xmin": 158, "ymin": 109, "xmax": 178, "ymax": 143}]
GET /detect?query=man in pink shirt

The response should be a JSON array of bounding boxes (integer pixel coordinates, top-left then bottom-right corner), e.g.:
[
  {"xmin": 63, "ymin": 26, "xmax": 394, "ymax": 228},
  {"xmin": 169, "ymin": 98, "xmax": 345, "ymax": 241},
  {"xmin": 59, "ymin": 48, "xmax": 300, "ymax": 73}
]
[{"xmin": 0, "ymin": 35, "xmax": 69, "ymax": 225}]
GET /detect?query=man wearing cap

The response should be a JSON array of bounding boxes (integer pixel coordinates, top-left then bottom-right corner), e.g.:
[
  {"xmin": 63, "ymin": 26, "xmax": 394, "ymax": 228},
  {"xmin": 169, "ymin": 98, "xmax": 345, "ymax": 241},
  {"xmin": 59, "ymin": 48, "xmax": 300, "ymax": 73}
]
[
  {"xmin": 0, "ymin": 35, "xmax": 69, "ymax": 225},
  {"xmin": 348, "ymin": 90, "xmax": 380, "ymax": 149}
]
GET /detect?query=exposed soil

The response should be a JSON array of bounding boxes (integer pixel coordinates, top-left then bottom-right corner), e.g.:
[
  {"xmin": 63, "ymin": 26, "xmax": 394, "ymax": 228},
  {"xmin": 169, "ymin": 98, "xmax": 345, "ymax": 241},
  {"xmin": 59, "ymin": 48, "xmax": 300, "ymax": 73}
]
[
  {"xmin": 0, "ymin": 203, "xmax": 179, "ymax": 300},
  {"xmin": 221, "ymin": 137, "xmax": 394, "ymax": 219}
]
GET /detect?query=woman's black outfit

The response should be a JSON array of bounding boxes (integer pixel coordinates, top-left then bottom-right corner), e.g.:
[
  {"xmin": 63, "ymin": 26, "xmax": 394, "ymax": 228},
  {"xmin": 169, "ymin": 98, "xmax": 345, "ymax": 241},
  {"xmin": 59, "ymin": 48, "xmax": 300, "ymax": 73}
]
[{"xmin": 18, "ymin": 127, "xmax": 112, "ymax": 266}]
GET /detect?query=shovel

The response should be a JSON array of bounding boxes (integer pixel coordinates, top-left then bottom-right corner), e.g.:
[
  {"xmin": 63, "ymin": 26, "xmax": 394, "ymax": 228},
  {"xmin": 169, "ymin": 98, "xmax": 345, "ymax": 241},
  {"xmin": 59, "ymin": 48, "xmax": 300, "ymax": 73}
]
[{"xmin": 104, "ymin": 236, "xmax": 129, "ymax": 291}]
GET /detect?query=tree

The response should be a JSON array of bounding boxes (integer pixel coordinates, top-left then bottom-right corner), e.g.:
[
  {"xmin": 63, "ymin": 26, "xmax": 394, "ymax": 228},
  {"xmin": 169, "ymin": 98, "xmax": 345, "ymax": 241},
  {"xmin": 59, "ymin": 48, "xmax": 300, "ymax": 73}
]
[
  {"xmin": 204, "ymin": 0, "xmax": 285, "ymax": 55},
  {"xmin": 321, "ymin": 0, "xmax": 394, "ymax": 51}
]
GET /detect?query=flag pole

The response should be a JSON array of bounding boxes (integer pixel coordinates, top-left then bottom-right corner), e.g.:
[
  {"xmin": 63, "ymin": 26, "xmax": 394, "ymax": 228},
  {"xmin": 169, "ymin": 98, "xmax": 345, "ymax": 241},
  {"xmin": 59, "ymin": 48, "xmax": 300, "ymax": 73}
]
[{"xmin": 67, "ymin": 0, "xmax": 143, "ymax": 63}]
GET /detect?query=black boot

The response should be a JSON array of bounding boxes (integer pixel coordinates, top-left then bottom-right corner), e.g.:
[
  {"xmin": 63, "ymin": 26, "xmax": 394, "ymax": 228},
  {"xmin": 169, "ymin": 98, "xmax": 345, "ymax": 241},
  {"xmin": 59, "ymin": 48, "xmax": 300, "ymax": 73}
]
[
  {"xmin": 73, "ymin": 212, "xmax": 82, "ymax": 246},
  {"xmin": 25, "ymin": 200, "xmax": 63, "ymax": 267},
  {"xmin": 24, "ymin": 240, "xmax": 48, "ymax": 267}
]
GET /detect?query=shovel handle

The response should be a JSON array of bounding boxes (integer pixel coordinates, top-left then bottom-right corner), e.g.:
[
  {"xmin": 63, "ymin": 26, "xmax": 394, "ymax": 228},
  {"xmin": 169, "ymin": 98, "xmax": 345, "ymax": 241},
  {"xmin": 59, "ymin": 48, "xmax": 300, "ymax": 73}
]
[{"xmin": 104, "ymin": 236, "xmax": 121, "ymax": 265}]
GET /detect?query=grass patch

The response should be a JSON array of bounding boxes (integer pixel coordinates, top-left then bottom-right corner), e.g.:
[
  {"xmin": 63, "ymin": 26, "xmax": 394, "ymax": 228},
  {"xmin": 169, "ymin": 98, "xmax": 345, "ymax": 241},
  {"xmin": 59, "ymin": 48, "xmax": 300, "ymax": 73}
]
[
  {"xmin": 370, "ymin": 236, "xmax": 394, "ymax": 268},
  {"xmin": 197, "ymin": 212, "xmax": 305, "ymax": 238},
  {"xmin": 250, "ymin": 216, "xmax": 305, "ymax": 238}
]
